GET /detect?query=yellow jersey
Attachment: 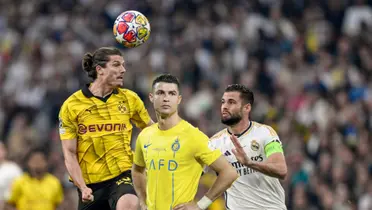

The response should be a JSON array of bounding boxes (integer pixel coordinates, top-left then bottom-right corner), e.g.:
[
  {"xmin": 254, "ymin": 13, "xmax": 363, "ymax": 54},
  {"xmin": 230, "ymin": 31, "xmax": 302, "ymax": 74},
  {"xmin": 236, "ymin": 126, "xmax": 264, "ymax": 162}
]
[
  {"xmin": 59, "ymin": 85, "xmax": 151, "ymax": 184},
  {"xmin": 7, "ymin": 173, "xmax": 63, "ymax": 210},
  {"xmin": 134, "ymin": 120, "xmax": 221, "ymax": 210}
]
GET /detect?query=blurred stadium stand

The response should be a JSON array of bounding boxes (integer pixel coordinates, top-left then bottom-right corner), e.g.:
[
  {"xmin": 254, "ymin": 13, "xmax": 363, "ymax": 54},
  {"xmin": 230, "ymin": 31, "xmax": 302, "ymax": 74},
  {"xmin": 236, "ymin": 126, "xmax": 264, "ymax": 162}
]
[{"xmin": 0, "ymin": 0, "xmax": 372, "ymax": 209}]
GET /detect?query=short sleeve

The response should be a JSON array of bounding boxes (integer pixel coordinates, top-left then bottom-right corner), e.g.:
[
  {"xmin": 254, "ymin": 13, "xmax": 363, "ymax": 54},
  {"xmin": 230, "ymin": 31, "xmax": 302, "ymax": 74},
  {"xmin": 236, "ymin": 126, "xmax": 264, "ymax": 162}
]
[
  {"xmin": 262, "ymin": 125, "xmax": 282, "ymax": 147},
  {"xmin": 6, "ymin": 177, "xmax": 22, "ymax": 205},
  {"xmin": 58, "ymin": 102, "xmax": 77, "ymax": 140},
  {"xmin": 131, "ymin": 93, "xmax": 151, "ymax": 129},
  {"xmin": 194, "ymin": 130, "xmax": 221, "ymax": 166},
  {"xmin": 133, "ymin": 132, "xmax": 145, "ymax": 167},
  {"xmin": 262, "ymin": 125, "xmax": 283, "ymax": 157}
]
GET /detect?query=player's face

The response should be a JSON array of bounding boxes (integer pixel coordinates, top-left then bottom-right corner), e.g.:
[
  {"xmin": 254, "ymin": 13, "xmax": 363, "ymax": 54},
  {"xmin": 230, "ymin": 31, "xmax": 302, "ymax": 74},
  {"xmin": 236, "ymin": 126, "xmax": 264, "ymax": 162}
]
[
  {"xmin": 150, "ymin": 82, "xmax": 181, "ymax": 117},
  {"xmin": 27, "ymin": 152, "xmax": 48, "ymax": 177},
  {"xmin": 97, "ymin": 55, "xmax": 126, "ymax": 88},
  {"xmin": 221, "ymin": 91, "xmax": 250, "ymax": 126}
]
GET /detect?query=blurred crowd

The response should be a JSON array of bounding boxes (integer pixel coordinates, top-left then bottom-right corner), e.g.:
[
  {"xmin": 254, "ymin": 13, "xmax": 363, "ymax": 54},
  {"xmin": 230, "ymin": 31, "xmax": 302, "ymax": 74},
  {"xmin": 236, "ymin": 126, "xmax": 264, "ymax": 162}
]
[{"xmin": 1, "ymin": 0, "xmax": 372, "ymax": 209}]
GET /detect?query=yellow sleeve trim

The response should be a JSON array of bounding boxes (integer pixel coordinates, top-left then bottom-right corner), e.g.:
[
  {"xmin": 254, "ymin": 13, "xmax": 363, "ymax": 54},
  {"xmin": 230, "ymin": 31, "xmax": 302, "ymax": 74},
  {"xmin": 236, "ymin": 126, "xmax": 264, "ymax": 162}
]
[{"xmin": 264, "ymin": 141, "xmax": 283, "ymax": 157}]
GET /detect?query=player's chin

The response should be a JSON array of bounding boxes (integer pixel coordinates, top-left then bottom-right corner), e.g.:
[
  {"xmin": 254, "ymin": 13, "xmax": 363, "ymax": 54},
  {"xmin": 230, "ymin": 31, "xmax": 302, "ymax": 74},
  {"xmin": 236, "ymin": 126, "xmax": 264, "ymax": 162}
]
[
  {"xmin": 112, "ymin": 81, "xmax": 123, "ymax": 87},
  {"xmin": 157, "ymin": 108, "xmax": 173, "ymax": 116}
]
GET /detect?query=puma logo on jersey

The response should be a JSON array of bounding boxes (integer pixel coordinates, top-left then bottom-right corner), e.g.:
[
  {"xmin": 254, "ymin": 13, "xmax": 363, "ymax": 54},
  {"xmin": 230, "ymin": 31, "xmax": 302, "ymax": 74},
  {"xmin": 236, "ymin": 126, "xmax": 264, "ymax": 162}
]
[{"xmin": 116, "ymin": 177, "xmax": 132, "ymax": 186}]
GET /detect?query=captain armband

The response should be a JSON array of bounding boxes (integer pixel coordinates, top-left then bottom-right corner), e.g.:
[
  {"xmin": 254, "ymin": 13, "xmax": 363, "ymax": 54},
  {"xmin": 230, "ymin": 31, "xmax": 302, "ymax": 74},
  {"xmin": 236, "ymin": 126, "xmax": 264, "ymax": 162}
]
[{"xmin": 264, "ymin": 141, "xmax": 283, "ymax": 157}]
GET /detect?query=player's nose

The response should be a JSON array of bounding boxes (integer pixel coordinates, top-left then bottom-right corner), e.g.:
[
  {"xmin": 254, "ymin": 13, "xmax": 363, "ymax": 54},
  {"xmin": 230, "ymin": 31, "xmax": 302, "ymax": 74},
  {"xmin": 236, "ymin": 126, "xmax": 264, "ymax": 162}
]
[{"xmin": 121, "ymin": 66, "xmax": 126, "ymax": 73}]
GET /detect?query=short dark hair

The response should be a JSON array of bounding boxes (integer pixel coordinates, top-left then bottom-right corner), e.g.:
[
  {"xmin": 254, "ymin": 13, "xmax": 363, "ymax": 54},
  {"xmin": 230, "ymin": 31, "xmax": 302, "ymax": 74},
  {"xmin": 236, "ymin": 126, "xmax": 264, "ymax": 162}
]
[
  {"xmin": 225, "ymin": 84, "xmax": 254, "ymax": 105},
  {"xmin": 82, "ymin": 47, "xmax": 122, "ymax": 79},
  {"xmin": 24, "ymin": 148, "xmax": 48, "ymax": 163},
  {"xmin": 152, "ymin": 74, "xmax": 181, "ymax": 92}
]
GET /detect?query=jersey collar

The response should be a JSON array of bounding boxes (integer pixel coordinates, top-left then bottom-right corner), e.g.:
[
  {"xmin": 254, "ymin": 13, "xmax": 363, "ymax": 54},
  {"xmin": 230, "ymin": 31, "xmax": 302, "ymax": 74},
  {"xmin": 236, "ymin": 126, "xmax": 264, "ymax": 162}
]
[
  {"xmin": 227, "ymin": 121, "xmax": 252, "ymax": 138},
  {"xmin": 82, "ymin": 84, "xmax": 119, "ymax": 102},
  {"xmin": 82, "ymin": 84, "xmax": 119, "ymax": 98}
]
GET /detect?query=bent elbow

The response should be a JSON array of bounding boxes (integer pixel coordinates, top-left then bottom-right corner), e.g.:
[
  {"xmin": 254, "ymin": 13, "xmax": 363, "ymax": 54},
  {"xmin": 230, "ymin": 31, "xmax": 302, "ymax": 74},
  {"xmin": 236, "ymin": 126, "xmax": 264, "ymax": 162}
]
[
  {"xmin": 226, "ymin": 167, "xmax": 239, "ymax": 184},
  {"xmin": 278, "ymin": 167, "xmax": 287, "ymax": 180}
]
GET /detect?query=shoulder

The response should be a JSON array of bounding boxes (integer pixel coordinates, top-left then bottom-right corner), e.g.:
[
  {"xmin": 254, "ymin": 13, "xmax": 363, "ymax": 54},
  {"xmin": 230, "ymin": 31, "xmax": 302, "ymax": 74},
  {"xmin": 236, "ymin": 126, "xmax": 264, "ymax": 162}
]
[
  {"xmin": 13, "ymin": 173, "xmax": 28, "ymax": 184},
  {"xmin": 210, "ymin": 129, "xmax": 228, "ymax": 141},
  {"xmin": 181, "ymin": 121, "xmax": 208, "ymax": 139},
  {"xmin": 138, "ymin": 123, "xmax": 158, "ymax": 137},
  {"xmin": 117, "ymin": 88, "xmax": 141, "ymax": 100},
  {"xmin": 252, "ymin": 121, "xmax": 278, "ymax": 137},
  {"xmin": 61, "ymin": 90, "xmax": 85, "ymax": 110}
]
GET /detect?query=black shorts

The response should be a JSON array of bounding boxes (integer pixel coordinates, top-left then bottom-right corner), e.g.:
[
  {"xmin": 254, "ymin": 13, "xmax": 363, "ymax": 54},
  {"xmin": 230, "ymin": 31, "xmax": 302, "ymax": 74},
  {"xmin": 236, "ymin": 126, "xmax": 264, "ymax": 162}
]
[{"xmin": 77, "ymin": 171, "xmax": 136, "ymax": 210}]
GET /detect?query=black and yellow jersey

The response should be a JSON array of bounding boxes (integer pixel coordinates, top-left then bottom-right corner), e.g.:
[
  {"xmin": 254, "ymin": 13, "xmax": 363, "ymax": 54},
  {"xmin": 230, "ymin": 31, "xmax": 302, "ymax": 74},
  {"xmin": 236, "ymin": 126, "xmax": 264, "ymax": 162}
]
[{"xmin": 59, "ymin": 85, "xmax": 151, "ymax": 184}]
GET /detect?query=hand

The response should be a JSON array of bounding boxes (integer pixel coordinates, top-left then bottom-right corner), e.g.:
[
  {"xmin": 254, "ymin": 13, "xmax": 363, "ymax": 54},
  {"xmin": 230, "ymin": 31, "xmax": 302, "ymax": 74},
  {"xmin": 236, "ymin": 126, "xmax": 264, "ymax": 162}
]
[
  {"xmin": 230, "ymin": 135, "xmax": 251, "ymax": 166},
  {"xmin": 81, "ymin": 186, "xmax": 94, "ymax": 203},
  {"xmin": 173, "ymin": 202, "xmax": 202, "ymax": 210}
]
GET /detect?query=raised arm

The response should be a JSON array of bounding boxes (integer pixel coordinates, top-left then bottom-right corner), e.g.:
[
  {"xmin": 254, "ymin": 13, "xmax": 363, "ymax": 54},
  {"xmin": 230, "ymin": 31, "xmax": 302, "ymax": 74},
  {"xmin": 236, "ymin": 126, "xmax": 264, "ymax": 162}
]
[
  {"xmin": 61, "ymin": 139, "xmax": 94, "ymax": 202},
  {"xmin": 230, "ymin": 135, "xmax": 287, "ymax": 180}
]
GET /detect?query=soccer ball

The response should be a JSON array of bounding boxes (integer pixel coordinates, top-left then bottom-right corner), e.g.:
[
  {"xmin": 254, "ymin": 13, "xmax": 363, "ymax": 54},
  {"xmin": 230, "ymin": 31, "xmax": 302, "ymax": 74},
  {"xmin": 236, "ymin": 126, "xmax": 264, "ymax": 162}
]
[{"xmin": 113, "ymin": 10, "xmax": 151, "ymax": 48}]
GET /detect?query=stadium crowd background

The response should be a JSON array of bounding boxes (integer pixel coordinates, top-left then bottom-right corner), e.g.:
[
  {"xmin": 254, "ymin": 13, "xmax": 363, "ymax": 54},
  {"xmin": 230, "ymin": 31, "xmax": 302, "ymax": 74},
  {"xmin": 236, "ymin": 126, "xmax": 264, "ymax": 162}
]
[{"xmin": 0, "ymin": 0, "xmax": 372, "ymax": 209}]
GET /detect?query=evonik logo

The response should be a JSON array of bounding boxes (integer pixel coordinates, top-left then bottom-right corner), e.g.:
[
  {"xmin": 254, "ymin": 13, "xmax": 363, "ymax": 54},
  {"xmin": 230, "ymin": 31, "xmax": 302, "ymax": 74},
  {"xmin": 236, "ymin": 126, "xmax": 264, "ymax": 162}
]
[{"xmin": 78, "ymin": 123, "xmax": 127, "ymax": 134}]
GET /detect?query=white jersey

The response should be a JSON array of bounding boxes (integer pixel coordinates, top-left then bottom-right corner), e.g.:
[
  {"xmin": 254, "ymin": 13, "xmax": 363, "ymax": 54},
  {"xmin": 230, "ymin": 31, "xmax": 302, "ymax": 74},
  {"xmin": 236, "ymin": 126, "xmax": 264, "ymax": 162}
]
[{"xmin": 209, "ymin": 121, "xmax": 286, "ymax": 210}]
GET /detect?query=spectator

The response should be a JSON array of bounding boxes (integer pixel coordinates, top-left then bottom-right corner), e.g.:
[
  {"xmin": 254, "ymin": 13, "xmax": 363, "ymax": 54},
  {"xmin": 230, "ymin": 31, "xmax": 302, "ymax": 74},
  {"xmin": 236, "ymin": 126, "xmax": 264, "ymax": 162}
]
[
  {"xmin": 0, "ymin": 0, "xmax": 371, "ymax": 209},
  {"xmin": 0, "ymin": 141, "xmax": 22, "ymax": 210}
]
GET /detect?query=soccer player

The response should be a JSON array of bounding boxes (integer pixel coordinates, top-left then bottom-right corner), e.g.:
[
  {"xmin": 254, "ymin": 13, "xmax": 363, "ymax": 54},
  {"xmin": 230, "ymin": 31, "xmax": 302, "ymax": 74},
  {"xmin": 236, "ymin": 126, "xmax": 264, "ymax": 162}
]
[
  {"xmin": 132, "ymin": 74, "xmax": 238, "ymax": 210},
  {"xmin": 0, "ymin": 141, "xmax": 22, "ymax": 209},
  {"xmin": 6, "ymin": 149, "xmax": 64, "ymax": 210},
  {"xmin": 208, "ymin": 84, "xmax": 288, "ymax": 209},
  {"xmin": 59, "ymin": 47, "xmax": 153, "ymax": 210}
]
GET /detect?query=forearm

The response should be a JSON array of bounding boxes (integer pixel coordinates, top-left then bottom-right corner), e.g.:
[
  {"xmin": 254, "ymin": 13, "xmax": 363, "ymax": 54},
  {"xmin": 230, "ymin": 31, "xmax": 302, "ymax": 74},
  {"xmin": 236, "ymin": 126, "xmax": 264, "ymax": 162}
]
[
  {"xmin": 132, "ymin": 170, "xmax": 147, "ymax": 204},
  {"xmin": 246, "ymin": 160, "xmax": 286, "ymax": 179},
  {"xmin": 204, "ymin": 169, "xmax": 237, "ymax": 201},
  {"xmin": 64, "ymin": 154, "xmax": 87, "ymax": 190}
]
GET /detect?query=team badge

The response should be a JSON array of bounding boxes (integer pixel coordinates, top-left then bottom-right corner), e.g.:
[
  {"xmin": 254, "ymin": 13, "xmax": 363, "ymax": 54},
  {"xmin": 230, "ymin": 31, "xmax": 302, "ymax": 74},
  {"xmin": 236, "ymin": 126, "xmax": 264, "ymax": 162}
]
[
  {"xmin": 59, "ymin": 117, "xmax": 66, "ymax": 134},
  {"xmin": 58, "ymin": 117, "xmax": 63, "ymax": 128},
  {"xmin": 171, "ymin": 139, "xmax": 180, "ymax": 152},
  {"xmin": 118, "ymin": 101, "xmax": 127, "ymax": 113},
  {"xmin": 251, "ymin": 140, "xmax": 260, "ymax": 151}
]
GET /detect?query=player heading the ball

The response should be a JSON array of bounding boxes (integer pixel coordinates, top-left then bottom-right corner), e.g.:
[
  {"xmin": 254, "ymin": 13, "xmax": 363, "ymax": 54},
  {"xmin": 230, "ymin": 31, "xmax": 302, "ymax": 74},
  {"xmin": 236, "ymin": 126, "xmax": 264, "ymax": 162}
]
[{"xmin": 59, "ymin": 47, "xmax": 153, "ymax": 210}]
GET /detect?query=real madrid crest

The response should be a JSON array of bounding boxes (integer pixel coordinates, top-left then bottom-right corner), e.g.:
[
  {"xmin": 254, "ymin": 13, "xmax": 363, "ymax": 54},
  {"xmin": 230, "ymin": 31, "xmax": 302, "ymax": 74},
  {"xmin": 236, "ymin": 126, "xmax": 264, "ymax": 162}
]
[
  {"xmin": 118, "ymin": 101, "xmax": 127, "ymax": 114},
  {"xmin": 251, "ymin": 140, "xmax": 260, "ymax": 151},
  {"xmin": 171, "ymin": 139, "xmax": 180, "ymax": 152}
]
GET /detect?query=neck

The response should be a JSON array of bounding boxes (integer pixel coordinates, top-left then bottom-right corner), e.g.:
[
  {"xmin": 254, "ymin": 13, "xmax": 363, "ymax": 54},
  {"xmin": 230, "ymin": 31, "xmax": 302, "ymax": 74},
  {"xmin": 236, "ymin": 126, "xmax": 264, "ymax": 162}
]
[
  {"xmin": 228, "ymin": 119, "xmax": 251, "ymax": 135},
  {"xmin": 89, "ymin": 80, "xmax": 114, "ymax": 97},
  {"xmin": 30, "ymin": 172, "xmax": 45, "ymax": 180},
  {"xmin": 157, "ymin": 112, "xmax": 182, "ymax": 130}
]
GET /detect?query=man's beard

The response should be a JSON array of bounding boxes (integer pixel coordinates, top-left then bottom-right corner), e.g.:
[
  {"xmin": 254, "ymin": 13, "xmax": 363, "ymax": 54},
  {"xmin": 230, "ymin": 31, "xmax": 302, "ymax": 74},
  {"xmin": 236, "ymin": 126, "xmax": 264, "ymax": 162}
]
[{"xmin": 221, "ymin": 112, "xmax": 242, "ymax": 126}]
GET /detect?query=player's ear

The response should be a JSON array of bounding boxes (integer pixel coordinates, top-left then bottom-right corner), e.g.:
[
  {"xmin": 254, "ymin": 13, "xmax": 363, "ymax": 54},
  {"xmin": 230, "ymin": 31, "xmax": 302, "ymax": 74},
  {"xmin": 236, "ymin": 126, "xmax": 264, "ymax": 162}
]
[
  {"xmin": 177, "ymin": 95, "xmax": 182, "ymax": 104},
  {"xmin": 244, "ymin": 103, "xmax": 251, "ymax": 113},
  {"xmin": 96, "ymin": 65, "xmax": 104, "ymax": 76},
  {"xmin": 149, "ymin": 93, "xmax": 154, "ymax": 103}
]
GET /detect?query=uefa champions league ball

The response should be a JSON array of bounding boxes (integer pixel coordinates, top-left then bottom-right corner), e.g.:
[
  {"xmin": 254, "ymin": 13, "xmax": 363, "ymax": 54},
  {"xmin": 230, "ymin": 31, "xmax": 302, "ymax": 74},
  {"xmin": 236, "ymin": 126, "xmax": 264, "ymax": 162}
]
[{"xmin": 113, "ymin": 10, "xmax": 151, "ymax": 48}]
